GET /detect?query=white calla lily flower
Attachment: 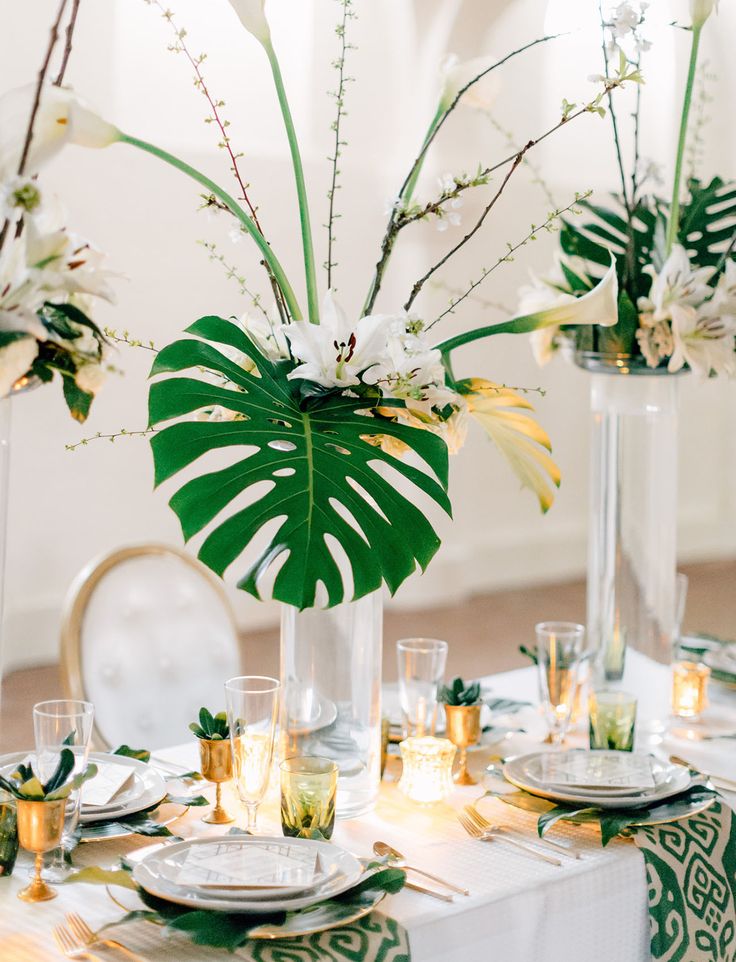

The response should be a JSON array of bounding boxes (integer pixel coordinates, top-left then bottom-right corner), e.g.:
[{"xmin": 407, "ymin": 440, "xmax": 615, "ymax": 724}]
[
  {"xmin": 690, "ymin": 0, "xmax": 718, "ymax": 27},
  {"xmin": 227, "ymin": 0, "xmax": 271, "ymax": 44},
  {"xmin": 439, "ymin": 54, "xmax": 501, "ymax": 112},
  {"xmin": 0, "ymin": 84, "xmax": 120, "ymax": 178}
]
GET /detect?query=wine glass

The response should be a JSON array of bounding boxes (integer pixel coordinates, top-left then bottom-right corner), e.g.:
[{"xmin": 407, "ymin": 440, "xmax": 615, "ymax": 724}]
[
  {"xmin": 535, "ymin": 622, "xmax": 584, "ymax": 745},
  {"xmin": 32, "ymin": 699, "xmax": 94, "ymax": 881},
  {"xmin": 225, "ymin": 676, "xmax": 279, "ymax": 833}
]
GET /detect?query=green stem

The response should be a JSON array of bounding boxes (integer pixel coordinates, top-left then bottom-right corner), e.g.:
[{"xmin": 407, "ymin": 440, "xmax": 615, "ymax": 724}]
[
  {"xmin": 119, "ymin": 133, "xmax": 303, "ymax": 322},
  {"xmin": 402, "ymin": 104, "xmax": 444, "ymax": 207},
  {"xmin": 264, "ymin": 41, "xmax": 319, "ymax": 324},
  {"xmin": 665, "ymin": 24, "xmax": 702, "ymax": 256},
  {"xmin": 437, "ymin": 316, "xmax": 546, "ymax": 359}
]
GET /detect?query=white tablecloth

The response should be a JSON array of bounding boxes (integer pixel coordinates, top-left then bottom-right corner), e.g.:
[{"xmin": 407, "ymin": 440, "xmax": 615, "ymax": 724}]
[{"xmin": 1, "ymin": 651, "xmax": 734, "ymax": 961}]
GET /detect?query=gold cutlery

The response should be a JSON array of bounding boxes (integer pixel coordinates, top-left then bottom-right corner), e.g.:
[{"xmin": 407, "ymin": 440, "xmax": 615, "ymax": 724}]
[
  {"xmin": 404, "ymin": 880, "xmax": 455, "ymax": 902},
  {"xmin": 53, "ymin": 925, "xmax": 105, "ymax": 962},
  {"xmin": 669, "ymin": 755, "xmax": 736, "ymax": 792},
  {"xmin": 670, "ymin": 728, "xmax": 736, "ymax": 742},
  {"xmin": 66, "ymin": 913, "xmax": 152, "ymax": 962},
  {"xmin": 464, "ymin": 804, "xmax": 581, "ymax": 859},
  {"xmin": 457, "ymin": 809, "xmax": 561, "ymax": 866},
  {"xmin": 373, "ymin": 841, "xmax": 469, "ymax": 895}
]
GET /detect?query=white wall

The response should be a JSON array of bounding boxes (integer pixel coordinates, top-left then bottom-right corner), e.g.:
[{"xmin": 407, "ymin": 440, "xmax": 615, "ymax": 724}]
[{"xmin": 1, "ymin": 0, "xmax": 734, "ymax": 671}]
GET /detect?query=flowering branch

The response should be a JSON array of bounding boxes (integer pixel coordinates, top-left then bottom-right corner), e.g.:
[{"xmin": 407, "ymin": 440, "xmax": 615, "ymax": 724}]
[
  {"xmin": 53, "ymin": 0, "xmax": 81, "ymax": 87},
  {"xmin": 487, "ymin": 114, "xmax": 558, "ymax": 209},
  {"xmin": 362, "ymin": 33, "xmax": 562, "ymax": 316},
  {"xmin": 65, "ymin": 427, "xmax": 156, "ymax": 452},
  {"xmin": 325, "ymin": 0, "xmax": 356, "ymax": 288},
  {"xmin": 598, "ymin": 1, "xmax": 632, "ymax": 213},
  {"xmin": 198, "ymin": 241, "xmax": 271, "ymax": 320},
  {"xmin": 426, "ymin": 192, "xmax": 592, "ymax": 331},
  {"xmin": 103, "ymin": 328, "xmax": 157, "ymax": 352}
]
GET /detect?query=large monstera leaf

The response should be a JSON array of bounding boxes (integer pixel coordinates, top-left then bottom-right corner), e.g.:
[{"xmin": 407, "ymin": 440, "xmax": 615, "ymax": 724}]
[{"xmin": 148, "ymin": 316, "xmax": 451, "ymax": 609}]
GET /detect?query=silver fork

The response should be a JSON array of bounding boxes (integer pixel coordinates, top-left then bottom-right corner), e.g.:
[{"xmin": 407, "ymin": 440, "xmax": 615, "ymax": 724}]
[
  {"xmin": 53, "ymin": 925, "xmax": 105, "ymax": 962},
  {"xmin": 466, "ymin": 804, "xmax": 580, "ymax": 859},
  {"xmin": 67, "ymin": 912, "xmax": 152, "ymax": 962},
  {"xmin": 457, "ymin": 810, "xmax": 562, "ymax": 866}
]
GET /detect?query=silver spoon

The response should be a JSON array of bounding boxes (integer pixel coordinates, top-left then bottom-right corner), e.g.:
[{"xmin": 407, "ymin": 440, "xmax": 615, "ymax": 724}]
[{"xmin": 372, "ymin": 841, "xmax": 470, "ymax": 896}]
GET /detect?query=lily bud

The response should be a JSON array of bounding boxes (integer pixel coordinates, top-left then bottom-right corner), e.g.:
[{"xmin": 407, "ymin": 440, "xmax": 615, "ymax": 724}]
[
  {"xmin": 439, "ymin": 54, "xmax": 502, "ymax": 112},
  {"xmin": 226, "ymin": 0, "xmax": 271, "ymax": 45},
  {"xmin": 690, "ymin": 0, "xmax": 718, "ymax": 27}
]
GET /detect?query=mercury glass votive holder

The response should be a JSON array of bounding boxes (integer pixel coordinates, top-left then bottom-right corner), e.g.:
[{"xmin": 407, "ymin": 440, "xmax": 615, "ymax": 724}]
[
  {"xmin": 671, "ymin": 661, "xmax": 710, "ymax": 719},
  {"xmin": 398, "ymin": 736, "xmax": 456, "ymax": 804}
]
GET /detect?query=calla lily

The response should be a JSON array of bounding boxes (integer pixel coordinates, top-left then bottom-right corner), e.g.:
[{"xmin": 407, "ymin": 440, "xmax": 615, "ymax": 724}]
[
  {"xmin": 439, "ymin": 54, "xmax": 501, "ymax": 112},
  {"xmin": 690, "ymin": 0, "xmax": 718, "ymax": 27},
  {"xmin": 524, "ymin": 259, "xmax": 619, "ymax": 329},
  {"xmin": 0, "ymin": 84, "xmax": 120, "ymax": 178},
  {"xmin": 227, "ymin": 0, "xmax": 271, "ymax": 45}
]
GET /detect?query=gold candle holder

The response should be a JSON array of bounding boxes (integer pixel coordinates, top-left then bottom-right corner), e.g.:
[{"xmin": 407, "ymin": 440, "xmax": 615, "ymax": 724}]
[
  {"xmin": 199, "ymin": 738, "xmax": 235, "ymax": 824},
  {"xmin": 398, "ymin": 736, "xmax": 456, "ymax": 803},
  {"xmin": 671, "ymin": 661, "xmax": 710, "ymax": 719},
  {"xmin": 443, "ymin": 704, "xmax": 482, "ymax": 785},
  {"xmin": 16, "ymin": 798, "xmax": 66, "ymax": 902}
]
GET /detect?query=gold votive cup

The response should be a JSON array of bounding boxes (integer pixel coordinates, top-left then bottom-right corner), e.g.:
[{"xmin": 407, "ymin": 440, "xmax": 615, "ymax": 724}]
[
  {"xmin": 380, "ymin": 717, "xmax": 390, "ymax": 778},
  {"xmin": 671, "ymin": 661, "xmax": 710, "ymax": 719},
  {"xmin": 443, "ymin": 704, "xmax": 482, "ymax": 785},
  {"xmin": 199, "ymin": 738, "xmax": 235, "ymax": 825},
  {"xmin": 398, "ymin": 736, "xmax": 456, "ymax": 803},
  {"xmin": 16, "ymin": 798, "xmax": 66, "ymax": 902},
  {"xmin": 280, "ymin": 756, "xmax": 338, "ymax": 840}
]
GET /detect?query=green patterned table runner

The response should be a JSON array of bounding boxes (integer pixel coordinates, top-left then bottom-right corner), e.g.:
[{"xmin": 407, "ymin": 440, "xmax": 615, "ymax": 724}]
[{"xmin": 632, "ymin": 800, "xmax": 736, "ymax": 962}]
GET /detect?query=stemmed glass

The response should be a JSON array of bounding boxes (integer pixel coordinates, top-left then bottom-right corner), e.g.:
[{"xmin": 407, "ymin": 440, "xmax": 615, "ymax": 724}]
[
  {"xmin": 225, "ymin": 676, "xmax": 279, "ymax": 833},
  {"xmin": 32, "ymin": 699, "xmax": 94, "ymax": 881},
  {"xmin": 396, "ymin": 638, "xmax": 448, "ymax": 738},
  {"xmin": 535, "ymin": 622, "xmax": 585, "ymax": 745}
]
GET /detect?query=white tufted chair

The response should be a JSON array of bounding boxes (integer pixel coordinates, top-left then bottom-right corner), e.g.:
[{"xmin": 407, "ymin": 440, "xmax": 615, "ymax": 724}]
[{"xmin": 60, "ymin": 544, "xmax": 242, "ymax": 751}]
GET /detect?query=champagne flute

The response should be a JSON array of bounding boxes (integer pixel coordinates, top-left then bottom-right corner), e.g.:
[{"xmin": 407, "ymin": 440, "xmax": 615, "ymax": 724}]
[
  {"xmin": 225, "ymin": 676, "xmax": 279, "ymax": 833},
  {"xmin": 32, "ymin": 699, "xmax": 94, "ymax": 882},
  {"xmin": 396, "ymin": 638, "xmax": 448, "ymax": 738},
  {"xmin": 535, "ymin": 622, "xmax": 584, "ymax": 745}
]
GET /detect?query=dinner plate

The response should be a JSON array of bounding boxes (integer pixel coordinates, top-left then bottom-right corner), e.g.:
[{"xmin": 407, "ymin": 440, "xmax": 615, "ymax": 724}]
[
  {"xmin": 0, "ymin": 751, "xmax": 167, "ymax": 824},
  {"xmin": 703, "ymin": 648, "xmax": 736, "ymax": 688},
  {"xmin": 133, "ymin": 836, "xmax": 364, "ymax": 913},
  {"xmin": 503, "ymin": 751, "xmax": 692, "ymax": 809}
]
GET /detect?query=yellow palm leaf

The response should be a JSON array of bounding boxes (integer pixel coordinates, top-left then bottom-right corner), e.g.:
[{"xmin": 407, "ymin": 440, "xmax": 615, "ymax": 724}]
[{"xmin": 462, "ymin": 377, "xmax": 561, "ymax": 513}]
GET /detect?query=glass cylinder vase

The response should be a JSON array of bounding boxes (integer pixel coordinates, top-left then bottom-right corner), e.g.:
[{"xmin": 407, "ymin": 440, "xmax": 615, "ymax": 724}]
[
  {"xmin": 583, "ymin": 358, "xmax": 679, "ymax": 682},
  {"xmin": 279, "ymin": 592, "xmax": 382, "ymax": 818}
]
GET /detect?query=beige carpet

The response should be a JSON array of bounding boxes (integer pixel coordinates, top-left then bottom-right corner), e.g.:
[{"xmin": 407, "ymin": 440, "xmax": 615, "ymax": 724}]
[{"xmin": 1, "ymin": 559, "xmax": 734, "ymax": 752}]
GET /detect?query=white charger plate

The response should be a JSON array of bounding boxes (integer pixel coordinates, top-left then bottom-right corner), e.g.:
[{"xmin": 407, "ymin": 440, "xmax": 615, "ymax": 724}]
[
  {"xmin": 0, "ymin": 751, "xmax": 167, "ymax": 824},
  {"xmin": 503, "ymin": 751, "xmax": 692, "ymax": 809},
  {"xmin": 133, "ymin": 836, "xmax": 364, "ymax": 913}
]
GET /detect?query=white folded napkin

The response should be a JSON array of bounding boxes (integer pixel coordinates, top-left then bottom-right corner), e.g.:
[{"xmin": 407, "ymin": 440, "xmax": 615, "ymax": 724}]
[
  {"xmin": 174, "ymin": 842, "xmax": 320, "ymax": 890},
  {"xmin": 538, "ymin": 753, "xmax": 656, "ymax": 792},
  {"xmin": 81, "ymin": 763, "xmax": 135, "ymax": 808}
]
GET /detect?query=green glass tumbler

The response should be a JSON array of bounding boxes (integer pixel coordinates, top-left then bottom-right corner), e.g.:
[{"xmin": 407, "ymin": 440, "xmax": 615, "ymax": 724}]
[
  {"xmin": 0, "ymin": 798, "xmax": 18, "ymax": 877},
  {"xmin": 589, "ymin": 690, "xmax": 637, "ymax": 751},
  {"xmin": 280, "ymin": 756, "xmax": 338, "ymax": 840}
]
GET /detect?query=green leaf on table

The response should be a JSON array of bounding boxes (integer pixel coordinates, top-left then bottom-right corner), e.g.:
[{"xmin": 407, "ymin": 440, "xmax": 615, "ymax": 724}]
[
  {"xmin": 148, "ymin": 316, "xmax": 451, "ymax": 609},
  {"xmin": 112, "ymin": 745, "xmax": 152, "ymax": 763},
  {"xmin": 538, "ymin": 805, "xmax": 599, "ymax": 837},
  {"xmin": 65, "ymin": 866, "xmax": 140, "ymax": 892},
  {"xmin": 599, "ymin": 812, "xmax": 637, "ymax": 847},
  {"xmin": 495, "ymin": 791, "xmax": 555, "ymax": 816},
  {"xmin": 164, "ymin": 793, "xmax": 208, "ymax": 808}
]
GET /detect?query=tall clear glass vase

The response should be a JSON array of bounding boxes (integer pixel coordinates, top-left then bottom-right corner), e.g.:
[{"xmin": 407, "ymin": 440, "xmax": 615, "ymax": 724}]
[
  {"xmin": 279, "ymin": 592, "xmax": 382, "ymax": 818},
  {"xmin": 0, "ymin": 397, "xmax": 11, "ymax": 727},
  {"xmin": 583, "ymin": 360, "xmax": 679, "ymax": 682}
]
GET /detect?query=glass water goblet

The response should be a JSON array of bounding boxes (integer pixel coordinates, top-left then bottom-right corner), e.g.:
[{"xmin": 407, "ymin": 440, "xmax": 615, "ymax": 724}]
[
  {"xmin": 32, "ymin": 699, "xmax": 94, "ymax": 882},
  {"xmin": 535, "ymin": 622, "xmax": 585, "ymax": 746},
  {"xmin": 589, "ymin": 690, "xmax": 637, "ymax": 751},
  {"xmin": 225, "ymin": 676, "xmax": 280, "ymax": 833},
  {"xmin": 396, "ymin": 638, "xmax": 448, "ymax": 738},
  {"xmin": 280, "ymin": 756, "xmax": 338, "ymax": 840}
]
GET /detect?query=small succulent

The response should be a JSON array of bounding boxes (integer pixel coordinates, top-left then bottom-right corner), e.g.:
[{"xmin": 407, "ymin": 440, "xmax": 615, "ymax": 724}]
[
  {"xmin": 519, "ymin": 644, "xmax": 538, "ymax": 665},
  {"xmin": 189, "ymin": 708, "xmax": 230, "ymax": 741},
  {"xmin": 0, "ymin": 748, "xmax": 97, "ymax": 802},
  {"xmin": 439, "ymin": 677, "xmax": 482, "ymax": 706}
]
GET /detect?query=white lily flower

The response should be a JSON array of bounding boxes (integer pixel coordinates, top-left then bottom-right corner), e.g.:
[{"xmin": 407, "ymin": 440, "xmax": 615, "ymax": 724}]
[
  {"xmin": 75, "ymin": 362, "xmax": 106, "ymax": 395},
  {"xmin": 639, "ymin": 245, "xmax": 714, "ymax": 322},
  {"xmin": 439, "ymin": 54, "xmax": 502, "ymax": 112},
  {"xmin": 668, "ymin": 301, "xmax": 736, "ymax": 377},
  {"xmin": 0, "ymin": 84, "xmax": 120, "ymax": 178},
  {"xmin": 286, "ymin": 291, "xmax": 393, "ymax": 390},
  {"xmin": 0, "ymin": 337, "xmax": 38, "ymax": 398},
  {"xmin": 368, "ymin": 316, "xmax": 456, "ymax": 412},
  {"xmin": 690, "ymin": 0, "xmax": 718, "ymax": 27},
  {"xmin": 239, "ymin": 307, "xmax": 290, "ymax": 361},
  {"xmin": 712, "ymin": 259, "xmax": 736, "ymax": 315},
  {"xmin": 227, "ymin": 0, "xmax": 271, "ymax": 44}
]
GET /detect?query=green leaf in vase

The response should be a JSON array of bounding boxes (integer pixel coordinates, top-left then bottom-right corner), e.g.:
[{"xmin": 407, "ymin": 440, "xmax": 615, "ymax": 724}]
[{"xmin": 148, "ymin": 317, "xmax": 451, "ymax": 610}]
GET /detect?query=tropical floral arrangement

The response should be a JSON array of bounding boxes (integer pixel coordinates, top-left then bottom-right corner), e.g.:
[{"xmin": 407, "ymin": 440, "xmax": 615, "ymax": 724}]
[
  {"xmin": 518, "ymin": 0, "xmax": 736, "ymax": 378},
  {"xmin": 7, "ymin": 0, "xmax": 642, "ymax": 607},
  {"xmin": 0, "ymin": 7, "xmax": 115, "ymax": 421}
]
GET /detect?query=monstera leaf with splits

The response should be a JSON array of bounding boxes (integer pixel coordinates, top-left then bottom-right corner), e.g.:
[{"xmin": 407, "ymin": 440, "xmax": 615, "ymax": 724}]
[{"xmin": 148, "ymin": 315, "xmax": 451, "ymax": 609}]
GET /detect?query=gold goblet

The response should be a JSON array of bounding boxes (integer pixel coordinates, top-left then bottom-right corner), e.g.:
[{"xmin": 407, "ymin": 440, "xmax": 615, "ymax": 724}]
[
  {"xmin": 16, "ymin": 798, "xmax": 66, "ymax": 902},
  {"xmin": 444, "ymin": 704, "xmax": 482, "ymax": 785},
  {"xmin": 199, "ymin": 738, "xmax": 235, "ymax": 825}
]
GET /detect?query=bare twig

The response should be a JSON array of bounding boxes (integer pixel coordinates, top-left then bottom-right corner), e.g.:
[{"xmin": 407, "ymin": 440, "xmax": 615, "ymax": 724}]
[
  {"xmin": 325, "ymin": 0, "xmax": 355, "ymax": 288},
  {"xmin": 487, "ymin": 113, "xmax": 558, "ymax": 208},
  {"xmin": 53, "ymin": 0, "xmax": 81, "ymax": 86},
  {"xmin": 65, "ymin": 427, "xmax": 156, "ymax": 452}
]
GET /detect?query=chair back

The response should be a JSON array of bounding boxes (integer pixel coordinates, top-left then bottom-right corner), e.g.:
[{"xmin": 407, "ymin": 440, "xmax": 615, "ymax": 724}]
[{"xmin": 60, "ymin": 544, "xmax": 241, "ymax": 750}]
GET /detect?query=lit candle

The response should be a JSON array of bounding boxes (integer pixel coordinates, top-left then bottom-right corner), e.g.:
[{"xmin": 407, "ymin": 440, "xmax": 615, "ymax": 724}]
[
  {"xmin": 398, "ymin": 736, "xmax": 456, "ymax": 803},
  {"xmin": 671, "ymin": 661, "xmax": 710, "ymax": 719}
]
